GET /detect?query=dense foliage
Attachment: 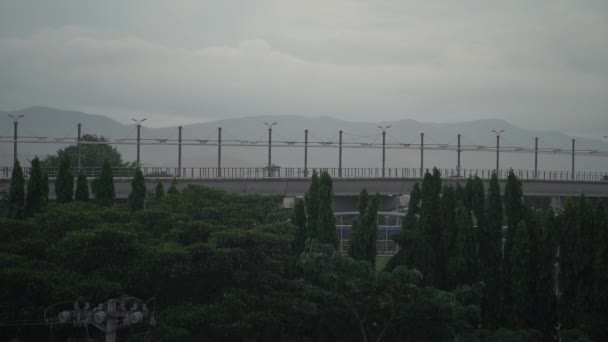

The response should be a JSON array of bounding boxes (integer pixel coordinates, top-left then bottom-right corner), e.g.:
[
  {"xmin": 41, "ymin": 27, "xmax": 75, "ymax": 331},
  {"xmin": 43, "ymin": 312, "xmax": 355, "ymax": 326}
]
[
  {"xmin": 92, "ymin": 159, "xmax": 115, "ymax": 207},
  {"xmin": 1, "ymin": 167, "xmax": 606, "ymax": 341},
  {"xmin": 387, "ymin": 168, "xmax": 607, "ymax": 341},
  {"xmin": 55, "ymin": 154, "xmax": 74, "ymax": 203},
  {"xmin": 42, "ymin": 134, "xmax": 131, "ymax": 168}
]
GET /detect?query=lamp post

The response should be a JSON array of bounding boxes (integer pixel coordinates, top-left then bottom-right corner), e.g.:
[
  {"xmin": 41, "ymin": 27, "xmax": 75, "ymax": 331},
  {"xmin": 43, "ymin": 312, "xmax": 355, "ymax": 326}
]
[
  {"xmin": 217, "ymin": 127, "xmax": 222, "ymax": 177},
  {"xmin": 131, "ymin": 118, "xmax": 147, "ymax": 167},
  {"xmin": 8, "ymin": 114, "xmax": 24, "ymax": 163},
  {"xmin": 338, "ymin": 130, "xmax": 343, "ymax": 177},
  {"xmin": 264, "ymin": 122, "xmax": 277, "ymax": 177},
  {"xmin": 377, "ymin": 125, "xmax": 391, "ymax": 177},
  {"xmin": 457, "ymin": 133, "xmax": 461, "ymax": 177},
  {"xmin": 491, "ymin": 129, "xmax": 504, "ymax": 176},
  {"xmin": 304, "ymin": 129, "xmax": 308, "ymax": 177}
]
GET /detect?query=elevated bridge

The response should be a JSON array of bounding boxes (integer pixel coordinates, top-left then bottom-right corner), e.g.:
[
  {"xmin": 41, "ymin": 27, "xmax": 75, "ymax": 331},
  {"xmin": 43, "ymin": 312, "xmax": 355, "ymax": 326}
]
[{"xmin": 2, "ymin": 166, "xmax": 607, "ymax": 211}]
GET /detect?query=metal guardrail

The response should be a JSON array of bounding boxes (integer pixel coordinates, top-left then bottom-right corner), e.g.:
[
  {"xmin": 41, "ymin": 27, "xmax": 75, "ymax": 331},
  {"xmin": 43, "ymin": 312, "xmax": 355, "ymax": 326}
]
[{"xmin": 1, "ymin": 166, "xmax": 607, "ymax": 182}]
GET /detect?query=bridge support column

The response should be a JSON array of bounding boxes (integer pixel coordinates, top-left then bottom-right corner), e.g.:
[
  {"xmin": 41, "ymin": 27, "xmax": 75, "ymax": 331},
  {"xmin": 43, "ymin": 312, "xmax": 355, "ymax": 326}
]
[{"xmin": 550, "ymin": 196, "xmax": 563, "ymax": 211}]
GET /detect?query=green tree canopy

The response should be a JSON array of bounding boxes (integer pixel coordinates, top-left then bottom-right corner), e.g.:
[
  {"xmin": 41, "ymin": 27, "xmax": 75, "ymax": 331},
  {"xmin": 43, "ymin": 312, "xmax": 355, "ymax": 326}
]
[
  {"xmin": 24, "ymin": 157, "xmax": 45, "ymax": 217},
  {"xmin": 128, "ymin": 167, "xmax": 146, "ymax": 212},
  {"xmin": 42, "ymin": 134, "xmax": 131, "ymax": 168},
  {"xmin": 316, "ymin": 171, "xmax": 338, "ymax": 248},
  {"xmin": 155, "ymin": 180, "xmax": 165, "ymax": 200},
  {"xmin": 55, "ymin": 154, "xmax": 73, "ymax": 203},
  {"xmin": 74, "ymin": 169, "xmax": 89, "ymax": 202},
  {"xmin": 8, "ymin": 160, "xmax": 25, "ymax": 219},
  {"xmin": 92, "ymin": 159, "xmax": 115, "ymax": 207}
]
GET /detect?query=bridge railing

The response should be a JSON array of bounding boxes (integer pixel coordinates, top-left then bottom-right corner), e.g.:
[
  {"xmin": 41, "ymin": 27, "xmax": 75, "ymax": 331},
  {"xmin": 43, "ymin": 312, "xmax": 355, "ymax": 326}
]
[{"xmin": 1, "ymin": 166, "xmax": 607, "ymax": 182}]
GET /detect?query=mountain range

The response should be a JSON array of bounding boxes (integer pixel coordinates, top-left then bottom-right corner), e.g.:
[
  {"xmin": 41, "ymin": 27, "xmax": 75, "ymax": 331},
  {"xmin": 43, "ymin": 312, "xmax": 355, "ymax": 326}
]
[{"xmin": 1, "ymin": 106, "xmax": 607, "ymax": 173}]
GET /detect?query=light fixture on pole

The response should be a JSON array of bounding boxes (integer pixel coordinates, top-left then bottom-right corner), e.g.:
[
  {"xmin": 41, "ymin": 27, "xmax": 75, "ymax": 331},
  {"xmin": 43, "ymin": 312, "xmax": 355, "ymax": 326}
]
[
  {"xmin": 8, "ymin": 114, "xmax": 24, "ymax": 164},
  {"xmin": 131, "ymin": 118, "xmax": 147, "ymax": 167},
  {"xmin": 264, "ymin": 122, "xmax": 278, "ymax": 177},
  {"xmin": 377, "ymin": 125, "xmax": 391, "ymax": 177},
  {"xmin": 491, "ymin": 129, "xmax": 504, "ymax": 176}
]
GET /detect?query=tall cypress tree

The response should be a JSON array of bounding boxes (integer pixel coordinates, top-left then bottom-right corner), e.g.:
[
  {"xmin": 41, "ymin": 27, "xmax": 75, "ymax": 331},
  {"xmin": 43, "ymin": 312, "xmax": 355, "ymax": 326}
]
[
  {"xmin": 365, "ymin": 194, "xmax": 380, "ymax": 269},
  {"xmin": 508, "ymin": 220, "xmax": 532, "ymax": 328},
  {"xmin": 503, "ymin": 170, "xmax": 525, "ymax": 323},
  {"xmin": 305, "ymin": 170, "xmax": 320, "ymax": 240},
  {"xmin": 559, "ymin": 195, "xmax": 596, "ymax": 330},
  {"xmin": 55, "ymin": 154, "xmax": 74, "ymax": 203},
  {"xmin": 350, "ymin": 189, "xmax": 370, "ymax": 261},
  {"xmin": 420, "ymin": 168, "xmax": 443, "ymax": 285},
  {"xmin": 292, "ymin": 198, "xmax": 308, "ymax": 255},
  {"xmin": 8, "ymin": 160, "xmax": 25, "ymax": 219},
  {"xmin": 167, "ymin": 178, "xmax": 179, "ymax": 195},
  {"xmin": 128, "ymin": 167, "xmax": 146, "ymax": 212},
  {"xmin": 590, "ymin": 201, "xmax": 608, "ymax": 340},
  {"xmin": 455, "ymin": 202, "xmax": 478, "ymax": 285},
  {"xmin": 41, "ymin": 172, "xmax": 49, "ymax": 207},
  {"xmin": 386, "ymin": 182, "xmax": 434, "ymax": 279},
  {"xmin": 75, "ymin": 169, "xmax": 90, "ymax": 202},
  {"xmin": 155, "ymin": 180, "xmax": 165, "ymax": 200},
  {"xmin": 350, "ymin": 190, "xmax": 380, "ymax": 268},
  {"xmin": 471, "ymin": 176, "xmax": 486, "ymax": 232},
  {"xmin": 534, "ymin": 209, "xmax": 559, "ymax": 340},
  {"xmin": 441, "ymin": 185, "xmax": 457, "ymax": 289},
  {"xmin": 316, "ymin": 171, "xmax": 338, "ymax": 248},
  {"xmin": 483, "ymin": 172, "xmax": 504, "ymax": 327},
  {"xmin": 24, "ymin": 157, "xmax": 44, "ymax": 217},
  {"xmin": 94, "ymin": 159, "xmax": 115, "ymax": 207}
]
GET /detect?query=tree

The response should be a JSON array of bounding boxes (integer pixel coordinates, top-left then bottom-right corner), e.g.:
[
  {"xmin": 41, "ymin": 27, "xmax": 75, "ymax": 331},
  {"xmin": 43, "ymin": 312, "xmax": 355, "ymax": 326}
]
[
  {"xmin": 55, "ymin": 154, "xmax": 73, "ymax": 203},
  {"xmin": 350, "ymin": 189, "xmax": 370, "ymax": 260},
  {"xmin": 128, "ymin": 167, "xmax": 146, "ymax": 212},
  {"xmin": 454, "ymin": 202, "xmax": 479, "ymax": 285},
  {"xmin": 386, "ymin": 183, "xmax": 435, "ymax": 282},
  {"xmin": 483, "ymin": 172, "xmax": 504, "ymax": 327},
  {"xmin": 316, "ymin": 171, "xmax": 338, "ymax": 248},
  {"xmin": 24, "ymin": 157, "xmax": 45, "ymax": 217},
  {"xmin": 420, "ymin": 168, "xmax": 443, "ymax": 286},
  {"xmin": 508, "ymin": 220, "xmax": 532, "ymax": 328},
  {"xmin": 8, "ymin": 160, "xmax": 25, "ymax": 219},
  {"xmin": 41, "ymin": 172, "xmax": 49, "ymax": 207},
  {"xmin": 441, "ymin": 185, "xmax": 457, "ymax": 289},
  {"xmin": 305, "ymin": 170, "xmax": 320, "ymax": 240},
  {"xmin": 42, "ymin": 134, "xmax": 130, "ymax": 168},
  {"xmin": 291, "ymin": 198, "xmax": 307, "ymax": 255},
  {"xmin": 155, "ymin": 180, "xmax": 165, "ymax": 200},
  {"xmin": 74, "ymin": 169, "xmax": 89, "ymax": 202},
  {"xmin": 503, "ymin": 170, "xmax": 525, "ymax": 323},
  {"xmin": 349, "ymin": 190, "xmax": 380, "ymax": 268},
  {"xmin": 93, "ymin": 159, "xmax": 115, "ymax": 207},
  {"xmin": 167, "ymin": 178, "xmax": 179, "ymax": 195}
]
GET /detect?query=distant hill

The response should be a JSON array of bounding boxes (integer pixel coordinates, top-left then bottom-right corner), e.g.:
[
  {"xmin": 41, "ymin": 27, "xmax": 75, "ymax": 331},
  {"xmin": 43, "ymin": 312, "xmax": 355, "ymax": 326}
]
[{"xmin": 1, "ymin": 106, "xmax": 607, "ymax": 172}]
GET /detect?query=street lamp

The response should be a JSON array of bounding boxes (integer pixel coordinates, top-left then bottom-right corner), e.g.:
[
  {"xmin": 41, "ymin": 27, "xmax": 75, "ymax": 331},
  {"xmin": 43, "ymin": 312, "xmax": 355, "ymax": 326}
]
[
  {"xmin": 377, "ymin": 125, "xmax": 391, "ymax": 177},
  {"xmin": 132, "ymin": 118, "xmax": 147, "ymax": 167},
  {"xmin": 491, "ymin": 129, "xmax": 504, "ymax": 176},
  {"xmin": 264, "ymin": 122, "xmax": 277, "ymax": 176},
  {"xmin": 8, "ymin": 114, "xmax": 24, "ymax": 163}
]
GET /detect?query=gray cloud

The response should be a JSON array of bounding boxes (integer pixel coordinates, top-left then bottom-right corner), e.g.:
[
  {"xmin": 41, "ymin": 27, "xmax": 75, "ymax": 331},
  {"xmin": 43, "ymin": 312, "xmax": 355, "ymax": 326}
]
[{"xmin": 0, "ymin": 0, "xmax": 606, "ymax": 137}]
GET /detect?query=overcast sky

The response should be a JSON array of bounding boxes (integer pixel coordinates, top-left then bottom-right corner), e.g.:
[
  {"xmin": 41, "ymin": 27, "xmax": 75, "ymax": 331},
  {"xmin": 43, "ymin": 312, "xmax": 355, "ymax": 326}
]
[{"xmin": 0, "ymin": 0, "xmax": 606, "ymax": 137}]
